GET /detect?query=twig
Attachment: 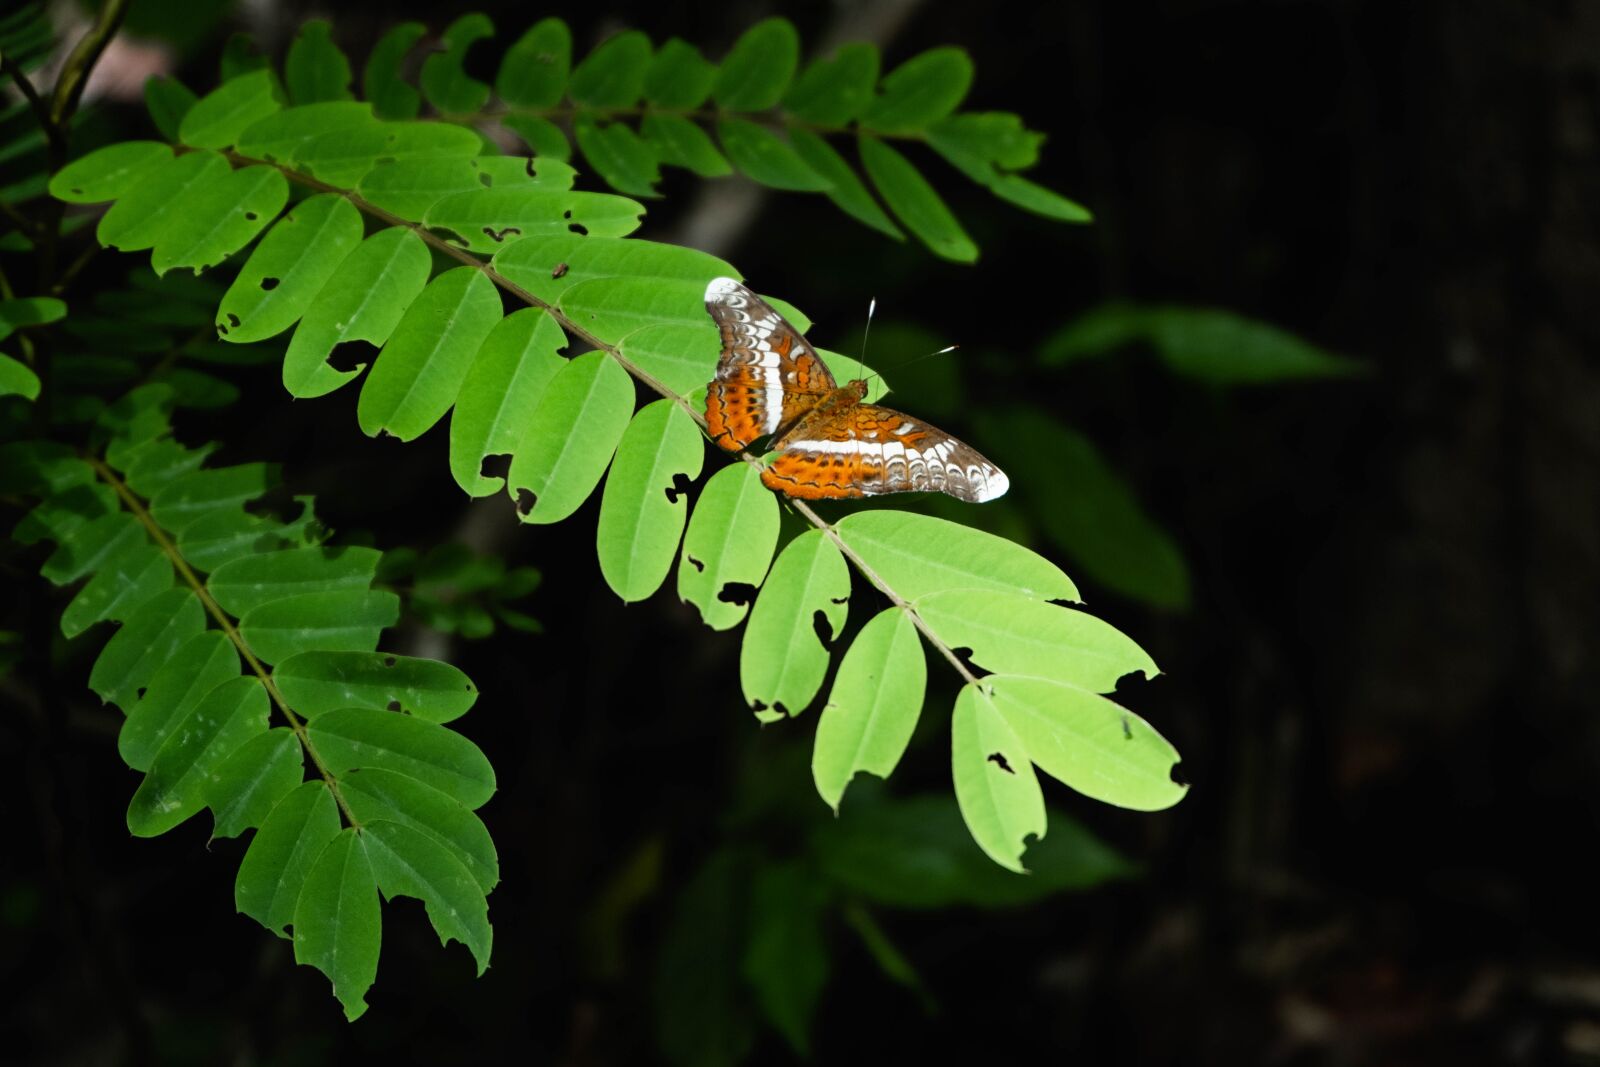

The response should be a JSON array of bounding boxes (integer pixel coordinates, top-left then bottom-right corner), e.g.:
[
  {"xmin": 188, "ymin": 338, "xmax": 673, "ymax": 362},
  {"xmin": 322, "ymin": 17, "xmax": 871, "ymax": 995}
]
[{"xmin": 48, "ymin": 0, "xmax": 131, "ymax": 135}]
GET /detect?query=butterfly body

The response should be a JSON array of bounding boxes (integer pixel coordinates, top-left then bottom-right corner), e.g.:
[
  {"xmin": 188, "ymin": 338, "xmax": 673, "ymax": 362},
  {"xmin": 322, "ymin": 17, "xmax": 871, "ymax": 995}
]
[{"xmin": 703, "ymin": 277, "xmax": 1008, "ymax": 503}]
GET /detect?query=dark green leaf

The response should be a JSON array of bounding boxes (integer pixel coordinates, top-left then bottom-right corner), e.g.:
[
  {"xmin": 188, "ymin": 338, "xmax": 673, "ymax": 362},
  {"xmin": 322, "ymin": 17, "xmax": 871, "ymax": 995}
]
[
  {"xmin": 784, "ymin": 43, "xmax": 878, "ymax": 125},
  {"xmin": 239, "ymin": 589, "xmax": 399, "ymax": 664},
  {"xmin": 179, "ymin": 69, "xmax": 284, "ymax": 149},
  {"xmin": 144, "ymin": 77, "xmax": 197, "ymax": 141},
  {"xmin": 236, "ymin": 780, "xmax": 340, "ymax": 936},
  {"xmin": 275, "ymin": 652, "xmax": 479, "ymax": 724},
  {"xmin": 88, "ymin": 587, "xmax": 205, "ymax": 714},
  {"xmin": 859, "ymin": 136, "xmax": 975, "ymax": 262},
  {"xmin": 987, "ymin": 174, "xmax": 1092, "ymax": 222},
  {"xmin": 341, "ymin": 767, "xmax": 498, "ymax": 893},
  {"xmin": 501, "ymin": 114, "xmax": 570, "ymax": 160},
  {"xmin": 306, "ymin": 707, "xmax": 495, "ymax": 807},
  {"xmin": 742, "ymin": 861, "xmax": 829, "ymax": 1055},
  {"xmin": 574, "ymin": 115, "xmax": 661, "ymax": 197},
  {"xmin": 119, "ymin": 631, "xmax": 238, "ymax": 771},
  {"xmin": 362, "ymin": 820, "xmax": 491, "ymax": 974},
  {"xmin": 285, "ymin": 19, "xmax": 353, "ymax": 104},
  {"xmin": 205, "ymin": 727, "xmax": 304, "ymax": 838},
  {"xmin": 207, "ymin": 545, "xmax": 382, "ymax": 616},
  {"xmin": 644, "ymin": 38, "xmax": 716, "ymax": 108},
  {"xmin": 862, "ymin": 47, "xmax": 973, "ymax": 133},
  {"xmin": 421, "ymin": 13, "xmax": 494, "ymax": 114},
  {"xmin": 714, "ymin": 18, "xmax": 798, "ymax": 110},
  {"xmin": 293, "ymin": 829, "xmax": 382, "ymax": 1022},
  {"xmin": 717, "ymin": 118, "xmax": 830, "ymax": 192},
  {"xmin": 653, "ymin": 850, "xmax": 755, "ymax": 1067},
  {"xmin": 127, "ymin": 676, "xmax": 269, "ymax": 837},
  {"xmin": 497, "ymin": 17, "xmax": 570, "ymax": 108},
  {"xmin": 363, "ymin": 21, "xmax": 426, "ymax": 120},
  {"xmin": 640, "ymin": 113, "xmax": 730, "ymax": 177},
  {"xmin": 568, "ymin": 31, "xmax": 650, "ymax": 108},
  {"xmin": 788, "ymin": 129, "xmax": 902, "ymax": 239}
]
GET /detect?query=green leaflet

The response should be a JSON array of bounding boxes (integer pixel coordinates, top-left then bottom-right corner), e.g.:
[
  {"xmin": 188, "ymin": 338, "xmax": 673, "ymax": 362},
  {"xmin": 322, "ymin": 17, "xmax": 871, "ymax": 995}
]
[
  {"xmin": 812, "ymin": 606, "xmax": 926, "ymax": 811},
  {"xmin": 149, "ymin": 163, "xmax": 287, "ymax": 276},
  {"xmin": 61, "ymin": 541, "xmax": 171, "ymax": 638},
  {"xmin": 985, "ymin": 675, "xmax": 1187, "ymax": 811},
  {"xmin": 861, "ymin": 47, "xmax": 974, "ymax": 133},
  {"xmin": 0, "ymin": 296, "xmax": 65, "ymax": 340},
  {"xmin": 0, "ymin": 354, "xmax": 40, "ymax": 400},
  {"xmin": 988, "ymin": 175, "xmax": 1093, "ymax": 222},
  {"xmin": 569, "ymin": 30, "xmax": 650, "ymax": 107},
  {"xmin": 420, "ymin": 13, "xmax": 493, "ymax": 114},
  {"xmin": 95, "ymin": 150, "xmax": 225, "ymax": 250},
  {"xmin": 497, "ymin": 17, "xmax": 570, "ymax": 107},
  {"xmin": 493, "ymin": 234, "xmax": 735, "ymax": 307},
  {"xmin": 356, "ymin": 266, "xmax": 501, "ymax": 441},
  {"xmin": 915, "ymin": 589, "xmax": 1158, "ymax": 692},
  {"xmin": 741, "ymin": 860, "xmax": 828, "ymax": 1056},
  {"xmin": 834, "ymin": 509, "xmax": 1079, "ymax": 602},
  {"xmin": 41, "ymin": 509, "xmax": 142, "ymax": 584},
  {"xmin": 119, "ymin": 630, "xmax": 239, "ymax": 771},
  {"xmin": 361, "ymin": 820, "xmax": 492, "ymax": 975},
  {"xmin": 556, "ymin": 276, "xmax": 705, "ymax": 346},
  {"xmin": 176, "ymin": 497, "xmax": 322, "ymax": 572},
  {"xmin": 788, "ymin": 129, "xmax": 903, "ymax": 240},
  {"xmin": 714, "ymin": 18, "xmax": 799, "ymax": 111},
  {"xmin": 506, "ymin": 351, "xmax": 634, "ymax": 526},
  {"xmin": 282, "ymin": 227, "xmax": 431, "ymax": 398},
  {"xmin": 238, "ymin": 588, "xmax": 399, "ymax": 664},
  {"xmin": 619, "ymin": 322, "xmax": 722, "ymax": 396},
  {"xmin": 859, "ymin": 136, "xmax": 977, "ymax": 263},
  {"xmin": 573, "ymin": 115, "xmax": 662, "ymax": 198},
  {"xmin": 295, "ymin": 121, "xmax": 482, "ymax": 188},
  {"xmin": 285, "ymin": 19, "xmax": 354, "ymax": 104},
  {"xmin": 204, "ymin": 727, "xmax": 304, "ymax": 838},
  {"xmin": 717, "ymin": 119, "xmax": 830, "ymax": 192},
  {"xmin": 653, "ymin": 850, "xmax": 756, "ymax": 1067},
  {"xmin": 216, "ymin": 193, "xmax": 363, "ymax": 343},
  {"xmin": 502, "ymin": 114, "xmax": 569, "ymax": 160},
  {"xmin": 87, "ymin": 587, "xmax": 205, "ymax": 714},
  {"xmin": 236, "ymin": 780, "xmax": 341, "ymax": 936},
  {"xmin": 149, "ymin": 462, "xmax": 275, "ymax": 534},
  {"xmin": 234, "ymin": 101, "xmax": 375, "ymax": 165},
  {"xmin": 293, "ymin": 829, "xmax": 382, "ymax": 1021},
  {"xmin": 145, "ymin": 78, "xmax": 198, "ymax": 141},
  {"xmin": 739, "ymin": 529, "xmax": 851, "ymax": 720},
  {"xmin": 927, "ymin": 112, "xmax": 1043, "ymax": 172},
  {"xmin": 48, "ymin": 141, "xmax": 173, "ymax": 203},
  {"xmin": 677, "ymin": 464, "xmax": 779, "ymax": 631},
  {"xmin": 127, "ymin": 675, "xmax": 270, "ymax": 837},
  {"xmin": 357, "ymin": 155, "xmax": 572, "ymax": 221},
  {"xmin": 449, "ymin": 308, "xmax": 568, "ymax": 496},
  {"xmin": 341, "ymin": 767, "xmax": 498, "ymax": 893},
  {"xmin": 645, "ymin": 37, "xmax": 716, "ymax": 107},
  {"xmin": 306, "ymin": 707, "xmax": 496, "ymax": 807},
  {"xmin": 951, "ymin": 682, "xmax": 1044, "ymax": 873},
  {"xmin": 362, "ymin": 21, "xmax": 426, "ymax": 120},
  {"xmin": 596, "ymin": 400, "xmax": 705, "ymax": 602},
  {"xmin": 640, "ymin": 113, "xmax": 731, "ymax": 178},
  {"xmin": 784, "ymin": 43, "xmax": 878, "ymax": 125},
  {"xmin": 422, "ymin": 184, "xmax": 645, "ymax": 253},
  {"xmin": 207, "ymin": 545, "xmax": 382, "ymax": 616},
  {"xmin": 179, "ymin": 69, "xmax": 284, "ymax": 149},
  {"xmin": 273, "ymin": 651, "xmax": 479, "ymax": 723}
]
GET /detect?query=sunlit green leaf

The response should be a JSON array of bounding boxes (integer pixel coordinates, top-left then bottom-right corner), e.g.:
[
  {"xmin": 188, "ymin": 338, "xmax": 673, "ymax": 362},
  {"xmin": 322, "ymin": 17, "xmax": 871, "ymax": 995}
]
[
  {"xmin": 205, "ymin": 727, "xmax": 304, "ymax": 838},
  {"xmin": 307, "ymin": 707, "xmax": 495, "ymax": 807},
  {"xmin": 813, "ymin": 606, "xmax": 926, "ymax": 810},
  {"xmin": 275, "ymin": 652, "xmax": 479, "ymax": 724},
  {"xmin": 556, "ymin": 276, "xmax": 704, "ymax": 344},
  {"xmin": 449, "ymin": 308, "xmax": 568, "ymax": 496},
  {"xmin": 836, "ymin": 509, "xmax": 1078, "ymax": 602},
  {"xmin": 234, "ymin": 101, "xmax": 375, "ymax": 165},
  {"xmin": 506, "ymin": 351, "xmax": 634, "ymax": 525},
  {"xmin": 597, "ymin": 401, "xmax": 705, "ymax": 602},
  {"xmin": 740, "ymin": 529, "xmax": 850, "ymax": 721},
  {"xmin": 216, "ymin": 193, "xmax": 363, "ymax": 344},
  {"xmin": 424, "ymin": 184, "xmax": 645, "ymax": 252},
  {"xmin": 179, "ymin": 69, "xmax": 284, "ymax": 149},
  {"xmin": 677, "ymin": 464, "xmax": 779, "ymax": 631},
  {"xmin": 48, "ymin": 141, "xmax": 172, "ymax": 204},
  {"xmin": 293, "ymin": 829, "xmax": 381, "ymax": 1021},
  {"xmin": 296, "ymin": 121, "xmax": 482, "ymax": 188},
  {"xmin": 618, "ymin": 322, "xmax": 720, "ymax": 396},
  {"xmin": 494, "ymin": 234, "xmax": 734, "ymax": 308},
  {"xmin": 951, "ymin": 682, "xmax": 1043, "ymax": 873}
]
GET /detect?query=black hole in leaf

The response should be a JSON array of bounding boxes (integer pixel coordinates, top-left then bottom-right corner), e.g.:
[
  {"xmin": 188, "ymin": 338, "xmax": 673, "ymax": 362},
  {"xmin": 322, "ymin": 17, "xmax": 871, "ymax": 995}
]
[
  {"xmin": 951, "ymin": 646, "xmax": 992, "ymax": 679},
  {"xmin": 773, "ymin": 701, "xmax": 790, "ymax": 717},
  {"xmin": 1170, "ymin": 761, "xmax": 1190, "ymax": 787},
  {"xmin": 136, "ymin": 687, "xmax": 147, "ymax": 700},
  {"xmin": 568, "ymin": 222, "xmax": 589, "ymax": 236},
  {"xmin": 987, "ymin": 752, "xmax": 1015, "ymax": 774},
  {"xmin": 717, "ymin": 581, "xmax": 757, "ymax": 606},
  {"xmin": 244, "ymin": 211, "xmax": 258, "ymax": 221},
  {"xmin": 243, "ymin": 483, "xmax": 294, "ymax": 521},
  {"xmin": 70, "ymin": 187, "xmax": 82, "ymax": 195},
  {"xmin": 664, "ymin": 472, "xmax": 693, "ymax": 503},
  {"xmin": 686, "ymin": 554, "xmax": 705, "ymax": 572},
  {"xmin": 383, "ymin": 656, "xmax": 396, "ymax": 667},
  {"xmin": 830, "ymin": 595, "xmax": 848, "ymax": 604},
  {"xmin": 1047, "ymin": 597, "xmax": 1081, "ymax": 609},
  {"xmin": 327, "ymin": 339, "xmax": 378, "ymax": 373},
  {"xmin": 482, "ymin": 225, "xmax": 522, "ymax": 243},
  {"xmin": 551, "ymin": 262, "xmax": 569, "ymax": 279},
  {"xmin": 465, "ymin": 683, "xmax": 473, "ymax": 690},
  {"xmin": 260, "ymin": 276, "xmax": 279, "ymax": 290},
  {"xmin": 216, "ymin": 322, "xmax": 228, "ymax": 336},
  {"xmin": 562, "ymin": 209, "xmax": 573, "ymax": 218},
  {"xmin": 479, "ymin": 172, "xmax": 493, "ymax": 186},
  {"xmin": 479, "ymin": 453, "xmax": 512, "ymax": 480},
  {"xmin": 811, "ymin": 609, "xmax": 836, "ymax": 652},
  {"xmin": 524, "ymin": 156, "xmax": 538, "ymax": 176},
  {"xmin": 226, "ymin": 313, "xmax": 241, "ymax": 328},
  {"xmin": 387, "ymin": 700, "xmax": 401, "ymax": 711},
  {"xmin": 751, "ymin": 699, "xmax": 768, "ymax": 711},
  {"xmin": 515, "ymin": 488, "xmax": 536, "ymax": 516}
]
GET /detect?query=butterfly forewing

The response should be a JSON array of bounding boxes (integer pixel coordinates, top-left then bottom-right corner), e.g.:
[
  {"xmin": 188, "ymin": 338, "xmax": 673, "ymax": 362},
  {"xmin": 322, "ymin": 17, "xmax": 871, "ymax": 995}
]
[
  {"xmin": 704, "ymin": 277, "xmax": 837, "ymax": 451},
  {"xmin": 764, "ymin": 405, "xmax": 1010, "ymax": 503}
]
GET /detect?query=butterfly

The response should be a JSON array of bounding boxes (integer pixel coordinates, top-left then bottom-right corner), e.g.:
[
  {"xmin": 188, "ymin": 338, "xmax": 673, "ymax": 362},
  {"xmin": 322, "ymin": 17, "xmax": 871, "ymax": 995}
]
[{"xmin": 702, "ymin": 277, "xmax": 1009, "ymax": 503}]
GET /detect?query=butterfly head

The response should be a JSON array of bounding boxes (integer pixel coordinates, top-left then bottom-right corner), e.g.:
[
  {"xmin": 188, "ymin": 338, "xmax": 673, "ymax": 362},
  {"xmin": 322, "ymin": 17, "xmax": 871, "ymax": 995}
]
[{"xmin": 845, "ymin": 379, "xmax": 869, "ymax": 400}]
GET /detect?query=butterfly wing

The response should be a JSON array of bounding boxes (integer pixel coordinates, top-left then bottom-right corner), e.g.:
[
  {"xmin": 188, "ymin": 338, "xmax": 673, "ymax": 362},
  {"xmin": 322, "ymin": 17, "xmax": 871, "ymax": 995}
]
[
  {"xmin": 763, "ymin": 404, "xmax": 1010, "ymax": 503},
  {"xmin": 704, "ymin": 277, "xmax": 838, "ymax": 451}
]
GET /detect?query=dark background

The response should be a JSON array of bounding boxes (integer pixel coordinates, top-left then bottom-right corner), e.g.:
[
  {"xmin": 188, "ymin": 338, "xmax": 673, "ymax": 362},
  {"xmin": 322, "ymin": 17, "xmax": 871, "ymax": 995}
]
[{"xmin": 6, "ymin": 0, "xmax": 1599, "ymax": 1063}]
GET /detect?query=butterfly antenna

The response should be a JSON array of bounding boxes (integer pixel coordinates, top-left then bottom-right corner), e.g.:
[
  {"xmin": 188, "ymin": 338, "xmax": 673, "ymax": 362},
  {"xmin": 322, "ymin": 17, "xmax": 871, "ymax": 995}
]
[
  {"xmin": 862, "ymin": 344, "xmax": 959, "ymax": 392},
  {"xmin": 857, "ymin": 297, "xmax": 876, "ymax": 383}
]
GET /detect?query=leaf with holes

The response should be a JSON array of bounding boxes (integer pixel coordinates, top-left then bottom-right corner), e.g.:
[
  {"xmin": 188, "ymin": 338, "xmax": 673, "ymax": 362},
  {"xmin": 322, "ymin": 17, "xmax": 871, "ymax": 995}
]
[
  {"xmin": 149, "ymin": 164, "xmax": 286, "ymax": 276},
  {"xmin": 835, "ymin": 510, "xmax": 1078, "ymax": 603},
  {"xmin": 149, "ymin": 463, "xmax": 275, "ymax": 534},
  {"xmin": 952, "ymin": 682, "xmax": 1044, "ymax": 873},
  {"xmin": 293, "ymin": 829, "xmax": 382, "ymax": 1021},
  {"xmin": 449, "ymin": 308, "xmax": 568, "ymax": 496},
  {"xmin": 678, "ymin": 464, "xmax": 779, "ymax": 631},
  {"xmin": 596, "ymin": 401, "xmax": 705, "ymax": 602},
  {"xmin": 274, "ymin": 651, "xmax": 478, "ymax": 724},
  {"xmin": 216, "ymin": 193, "xmax": 363, "ymax": 343},
  {"xmin": 127, "ymin": 675, "xmax": 269, "ymax": 837},
  {"xmin": 812, "ymin": 606, "xmax": 926, "ymax": 811},
  {"xmin": 48, "ymin": 141, "xmax": 173, "ymax": 203},
  {"xmin": 362, "ymin": 820, "xmax": 492, "ymax": 974},
  {"xmin": 363, "ymin": 21, "xmax": 426, "ymax": 119},
  {"xmin": 494, "ymin": 235, "xmax": 735, "ymax": 307},
  {"xmin": 424, "ymin": 185, "xmax": 645, "ymax": 253},
  {"xmin": 740, "ymin": 530, "xmax": 850, "ymax": 721},
  {"xmin": 421, "ymin": 13, "xmax": 493, "ymax": 114},
  {"xmin": 306, "ymin": 708, "xmax": 495, "ymax": 807},
  {"xmin": 506, "ymin": 351, "xmax": 634, "ymax": 526}
]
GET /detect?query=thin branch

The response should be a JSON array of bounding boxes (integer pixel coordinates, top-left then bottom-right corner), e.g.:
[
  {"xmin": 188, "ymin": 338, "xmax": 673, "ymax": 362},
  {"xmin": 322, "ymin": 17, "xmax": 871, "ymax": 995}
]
[
  {"xmin": 87, "ymin": 456, "xmax": 362, "ymax": 828},
  {"xmin": 0, "ymin": 49, "xmax": 66, "ymax": 161},
  {"xmin": 48, "ymin": 0, "xmax": 131, "ymax": 134},
  {"xmin": 222, "ymin": 148, "xmax": 982, "ymax": 691}
]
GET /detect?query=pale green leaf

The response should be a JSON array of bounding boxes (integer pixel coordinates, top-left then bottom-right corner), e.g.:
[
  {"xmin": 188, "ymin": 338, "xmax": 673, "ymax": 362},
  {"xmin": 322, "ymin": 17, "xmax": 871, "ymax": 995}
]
[
  {"xmin": 207, "ymin": 545, "xmax": 382, "ymax": 616},
  {"xmin": 505, "ymin": 351, "xmax": 634, "ymax": 525},
  {"xmin": 235, "ymin": 780, "xmax": 340, "ymax": 935},
  {"xmin": 497, "ymin": 17, "xmax": 570, "ymax": 107},
  {"xmin": 127, "ymin": 675, "xmax": 269, "ymax": 837},
  {"xmin": 835, "ymin": 509, "xmax": 1078, "ymax": 602},
  {"xmin": 282, "ymin": 227, "xmax": 431, "ymax": 398},
  {"xmin": 216, "ymin": 193, "xmax": 363, "ymax": 344},
  {"xmin": 493, "ymin": 234, "xmax": 734, "ymax": 307},
  {"xmin": 119, "ymin": 630, "xmax": 238, "ymax": 771},
  {"xmin": 951, "ymin": 682, "xmax": 1044, "ymax": 873},
  {"xmin": 275, "ymin": 651, "xmax": 478, "ymax": 724},
  {"xmin": 862, "ymin": 47, "xmax": 973, "ymax": 133},
  {"xmin": 915, "ymin": 589, "xmax": 1159, "ymax": 691},
  {"xmin": 420, "ymin": 13, "xmax": 493, "ymax": 114},
  {"xmin": 234, "ymin": 101, "xmax": 376, "ymax": 165},
  {"xmin": 717, "ymin": 118, "xmax": 830, "ymax": 192},
  {"xmin": 306, "ymin": 707, "xmax": 495, "ymax": 807},
  {"xmin": 422, "ymin": 184, "xmax": 645, "ymax": 252},
  {"xmin": 361, "ymin": 820, "xmax": 491, "ymax": 974},
  {"xmin": 740, "ymin": 529, "xmax": 850, "ymax": 720},
  {"xmin": 341, "ymin": 767, "xmax": 498, "ymax": 893},
  {"xmin": 596, "ymin": 400, "xmax": 705, "ymax": 602},
  {"xmin": 296, "ymin": 121, "xmax": 482, "ymax": 188},
  {"xmin": 293, "ymin": 829, "xmax": 381, "ymax": 1022},
  {"xmin": 677, "ymin": 464, "xmax": 779, "ymax": 631},
  {"xmin": 556, "ymin": 276, "xmax": 704, "ymax": 345},
  {"xmin": 148, "ymin": 163, "xmax": 287, "ymax": 275},
  {"xmin": 714, "ymin": 18, "xmax": 798, "ymax": 110},
  {"xmin": 205, "ymin": 727, "xmax": 304, "ymax": 838},
  {"xmin": 48, "ymin": 141, "xmax": 172, "ymax": 203},
  {"xmin": 640, "ymin": 113, "xmax": 731, "ymax": 178},
  {"xmin": 859, "ymin": 136, "xmax": 976, "ymax": 262},
  {"xmin": 88, "ymin": 587, "xmax": 205, "ymax": 714},
  {"xmin": 357, "ymin": 154, "xmax": 571, "ymax": 221},
  {"xmin": 788, "ymin": 129, "xmax": 903, "ymax": 239},
  {"xmin": 573, "ymin": 114, "xmax": 661, "ymax": 197},
  {"xmin": 362, "ymin": 21, "xmax": 426, "ymax": 120},
  {"xmin": 285, "ymin": 19, "xmax": 353, "ymax": 104},
  {"xmin": 449, "ymin": 308, "xmax": 568, "ymax": 495},
  {"xmin": 179, "ymin": 69, "xmax": 284, "ymax": 149},
  {"xmin": 568, "ymin": 30, "xmax": 650, "ymax": 107},
  {"xmin": 356, "ymin": 267, "xmax": 502, "ymax": 441},
  {"xmin": 741, "ymin": 860, "xmax": 827, "ymax": 1055},
  {"xmin": 783, "ymin": 43, "xmax": 878, "ymax": 125},
  {"xmin": 644, "ymin": 38, "xmax": 716, "ymax": 107},
  {"xmin": 239, "ymin": 589, "xmax": 399, "ymax": 664},
  {"xmin": 618, "ymin": 322, "xmax": 720, "ymax": 396},
  {"xmin": 812, "ymin": 606, "xmax": 926, "ymax": 810}
]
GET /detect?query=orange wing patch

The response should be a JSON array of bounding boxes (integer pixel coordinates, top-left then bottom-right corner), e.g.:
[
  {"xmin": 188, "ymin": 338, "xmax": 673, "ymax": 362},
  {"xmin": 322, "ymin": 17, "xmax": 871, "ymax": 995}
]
[
  {"xmin": 761, "ymin": 451, "xmax": 869, "ymax": 499},
  {"xmin": 706, "ymin": 376, "xmax": 771, "ymax": 452},
  {"xmin": 704, "ymin": 277, "xmax": 835, "ymax": 451}
]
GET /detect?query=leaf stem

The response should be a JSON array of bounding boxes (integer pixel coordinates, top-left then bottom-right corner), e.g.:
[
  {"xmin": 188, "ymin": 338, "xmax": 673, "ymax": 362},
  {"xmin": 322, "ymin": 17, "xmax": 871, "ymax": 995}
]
[
  {"xmin": 49, "ymin": 0, "xmax": 131, "ymax": 134},
  {"xmin": 86, "ymin": 455, "xmax": 362, "ymax": 829}
]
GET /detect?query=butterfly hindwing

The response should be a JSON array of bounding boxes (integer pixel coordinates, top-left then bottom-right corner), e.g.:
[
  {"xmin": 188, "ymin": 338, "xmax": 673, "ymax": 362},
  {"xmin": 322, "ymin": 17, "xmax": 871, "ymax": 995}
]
[
  {"xmin": 765, "ymin": 404, "xmax": 1010, "ymax": 503},
  {"xmin": 704, "ymin": 277, "xmax": 837, "ymax": 451}
]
